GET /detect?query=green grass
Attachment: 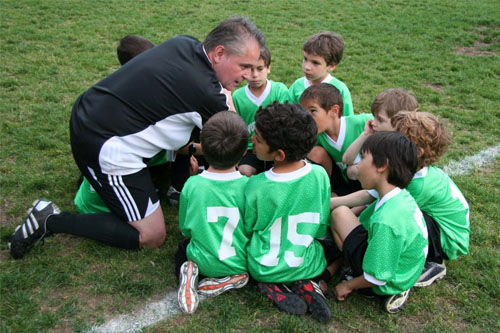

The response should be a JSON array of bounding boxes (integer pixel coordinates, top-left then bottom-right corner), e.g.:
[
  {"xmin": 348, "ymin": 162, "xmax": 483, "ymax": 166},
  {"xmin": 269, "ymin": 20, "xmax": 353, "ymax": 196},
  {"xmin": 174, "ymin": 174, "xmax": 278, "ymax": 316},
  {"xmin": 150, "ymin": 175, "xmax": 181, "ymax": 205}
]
[{"xmin": 1, "ymin": 0, "xmax": 499, "ymax": 331}]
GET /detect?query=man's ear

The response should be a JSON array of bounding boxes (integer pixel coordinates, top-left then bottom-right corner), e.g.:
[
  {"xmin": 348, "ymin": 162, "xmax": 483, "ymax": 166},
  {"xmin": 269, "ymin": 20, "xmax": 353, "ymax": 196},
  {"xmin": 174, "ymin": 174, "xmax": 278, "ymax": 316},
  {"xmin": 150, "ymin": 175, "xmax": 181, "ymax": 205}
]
[
  {"xmin": 213, "ymin": 45, "xmax": 226, "ymax": 63},
  {"xmin": 274, "ymin": 149, "xmax": 286, "ymax": 162}
]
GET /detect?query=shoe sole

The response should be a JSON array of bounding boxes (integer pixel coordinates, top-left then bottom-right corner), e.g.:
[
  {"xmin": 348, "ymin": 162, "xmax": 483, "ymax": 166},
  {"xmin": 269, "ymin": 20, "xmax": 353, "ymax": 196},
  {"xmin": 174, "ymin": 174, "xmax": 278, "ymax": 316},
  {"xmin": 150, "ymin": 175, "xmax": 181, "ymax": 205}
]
[
  {"xmin": 258, "ymin": 283, "xmax": 307, "ymax": 315},
  {"xmin": 414, "ymin": 268, "xmax": 446, "ymax": 287},
  {"xmin": 293, "ymin": 280, "xmax": 331, "ymax": 323},
  {"xmin": 384, "ymin": 289, "xmax": 411, "ymax": 313},
  {"xmin": 178, "ymin": 261, "xmax": 199, "ymax": 314},
  {"xmin": 198, "ymin": 274, "xmax": 249, "ymax": 297}
]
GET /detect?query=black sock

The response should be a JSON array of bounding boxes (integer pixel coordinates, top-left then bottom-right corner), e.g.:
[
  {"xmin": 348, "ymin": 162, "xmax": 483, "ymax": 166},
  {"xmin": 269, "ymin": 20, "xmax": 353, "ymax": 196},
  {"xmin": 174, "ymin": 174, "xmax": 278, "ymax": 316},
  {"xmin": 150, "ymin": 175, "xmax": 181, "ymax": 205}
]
[{"xmin": 47, "ymin": 212, "xmax": 139, "ymax": 249}]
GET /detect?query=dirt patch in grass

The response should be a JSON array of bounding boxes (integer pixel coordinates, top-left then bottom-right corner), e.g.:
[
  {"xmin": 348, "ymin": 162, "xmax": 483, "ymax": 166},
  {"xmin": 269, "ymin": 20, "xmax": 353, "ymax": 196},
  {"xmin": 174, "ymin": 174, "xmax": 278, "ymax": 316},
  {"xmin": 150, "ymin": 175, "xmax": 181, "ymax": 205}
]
[
  {"xmin": 424, "ymin": 83, "xmax": 445, "ymax": 91},
  {"xmin": 455, "ymin": 41, "xmax": 498, "ymax": 56}
]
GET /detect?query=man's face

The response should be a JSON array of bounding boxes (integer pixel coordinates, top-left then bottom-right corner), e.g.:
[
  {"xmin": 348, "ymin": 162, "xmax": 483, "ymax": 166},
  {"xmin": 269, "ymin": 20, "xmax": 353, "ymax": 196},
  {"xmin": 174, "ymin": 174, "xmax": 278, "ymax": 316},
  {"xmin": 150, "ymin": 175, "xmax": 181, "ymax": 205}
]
[
  {"xmin": 248, "ymin": 58, "xmax": 270, "ymax": 90},
  {"xmin": 302, "ymin": 52, "xmax": 335, "ymax": 85},
  {"xmin": 214, "ymin": 39, "xmax": 261, "ymax": 91}
]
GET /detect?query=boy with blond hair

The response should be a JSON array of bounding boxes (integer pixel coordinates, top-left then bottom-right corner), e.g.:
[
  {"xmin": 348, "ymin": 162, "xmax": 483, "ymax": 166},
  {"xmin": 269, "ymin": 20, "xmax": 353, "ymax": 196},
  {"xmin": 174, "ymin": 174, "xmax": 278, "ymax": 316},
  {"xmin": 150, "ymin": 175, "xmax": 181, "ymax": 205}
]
[
  {"xmin": 299, "ymin": 83, "xmax": 372, "ymax": 196},
  {"xmin": 289, "ymin": 31, "xmax": 354, "ymax": 117},
  {"xmin": 392, "ymin": 111, "xmax": 470, "ymax": 287},
  {"xmin": 233, "ymin": 45, "xmax": 289, "ymax": 176}
]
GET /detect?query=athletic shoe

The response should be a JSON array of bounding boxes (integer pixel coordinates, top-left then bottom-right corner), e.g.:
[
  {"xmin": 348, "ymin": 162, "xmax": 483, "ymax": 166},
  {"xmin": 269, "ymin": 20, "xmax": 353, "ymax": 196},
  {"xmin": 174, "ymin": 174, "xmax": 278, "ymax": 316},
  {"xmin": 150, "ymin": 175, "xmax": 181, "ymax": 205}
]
[
  {"xmin": 414, "ymin": 262, "xmax": 447, "ymax": 287},
  {"xmin": 258, "ymin": 282, "xmax": 307, "ymax": 315},
  {"xmin": 383, "ymin": 289, "xmax": 411, "ymax": 314},
  {"xmin": 292, "ymin": 280, "xmax": 331, "ymax": 322},
  {"xmin": 166, "ymin": 186, "xmax": 181, "ymax": 206},
  {"xmin": 9, "ymin": 198, "xmax": 60, "ymax": 260},
  {"xmin": 177, "ymin": 261, "xmax": 199, "ymax": 314},
  {"xmin": 198, "ymin": 273, "xmax": 249, "ymax": 297}
]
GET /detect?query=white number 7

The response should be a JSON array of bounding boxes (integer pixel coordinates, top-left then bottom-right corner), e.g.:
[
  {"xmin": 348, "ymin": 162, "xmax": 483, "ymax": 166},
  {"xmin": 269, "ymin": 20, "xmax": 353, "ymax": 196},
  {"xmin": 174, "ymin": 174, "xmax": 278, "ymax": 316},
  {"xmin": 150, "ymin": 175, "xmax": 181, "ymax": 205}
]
[{"xmin": 207, "ymin": 207, "xmax": 240, "ymax": 261}]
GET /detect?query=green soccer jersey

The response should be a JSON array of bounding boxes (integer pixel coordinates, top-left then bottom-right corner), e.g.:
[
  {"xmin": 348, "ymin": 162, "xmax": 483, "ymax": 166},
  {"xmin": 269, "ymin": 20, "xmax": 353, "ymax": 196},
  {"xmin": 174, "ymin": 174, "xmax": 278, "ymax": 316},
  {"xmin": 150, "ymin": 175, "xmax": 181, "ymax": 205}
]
[
  {"xmin": 74, "ymin": 150, "xmax": 174, "ymax": 214},
  {"xmin": 245, "ymin": 163, "xmax": 331, "ymax": 283},
  {"xmin": 288, "ymin": 74, "xmax": 354, "ymax": 117},
  {"xmin": 359, "ymin": 188, "xmax": 428, "ymax": 295},
  {"xmin": 316, "ymin": 113, "xmax": 373, "ymax": 181},
  {"xmin": 179, "ymin": 170, "xmax": 249, "ymax": 277},
  {"xmin": 407, "ymin": 166, "xmax": 470, "ymax": 261},
  {"xmin": 233, "ymin": 80, "xmax": 289, "ymax": 149}
]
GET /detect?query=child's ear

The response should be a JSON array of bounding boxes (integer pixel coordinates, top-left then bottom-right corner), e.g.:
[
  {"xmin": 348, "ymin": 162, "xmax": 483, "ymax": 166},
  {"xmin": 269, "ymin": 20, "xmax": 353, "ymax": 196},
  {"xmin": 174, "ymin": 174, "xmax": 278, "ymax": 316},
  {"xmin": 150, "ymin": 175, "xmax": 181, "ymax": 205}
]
[
  {"xmin": 327, "ymin": 64, "xmax": 337, "ymax": 73},
  {"xmin": 328, "ymin": 104, "xmax": 341, "ymax": 117},
  {"xmin": 417, "ymin": 147, "xmax": 425, "ymax": 158},
  {"xmin": 267, "ymin": 65, "xmax": 271, "ymax": 74},
  {"xmin": 376, "ymin": 159, "xmax": 389, "ymax": 174},
  {"xmin": 274, "ymin": 149, "xmax": 286, "ymax": 162}
]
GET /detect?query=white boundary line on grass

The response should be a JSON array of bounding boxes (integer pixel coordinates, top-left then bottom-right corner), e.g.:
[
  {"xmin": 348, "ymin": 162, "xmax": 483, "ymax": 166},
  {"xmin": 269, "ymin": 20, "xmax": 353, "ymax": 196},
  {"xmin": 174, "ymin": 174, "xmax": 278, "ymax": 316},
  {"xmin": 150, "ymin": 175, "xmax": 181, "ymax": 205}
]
[{"xmin": 87, "ymin": 144, "xmax": 500, "ymax": 333}]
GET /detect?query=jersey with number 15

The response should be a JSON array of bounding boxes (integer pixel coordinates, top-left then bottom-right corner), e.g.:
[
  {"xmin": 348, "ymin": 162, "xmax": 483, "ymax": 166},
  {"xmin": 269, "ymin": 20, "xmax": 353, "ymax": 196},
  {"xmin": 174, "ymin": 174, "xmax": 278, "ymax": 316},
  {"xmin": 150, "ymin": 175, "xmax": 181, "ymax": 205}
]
[
  {"xmin": 245, "ymin": 162, "xmax": 331, "ymax": 283},
  {"xmin": 179, "ymin": 170, "xmax": 249, "ymax": 277}
]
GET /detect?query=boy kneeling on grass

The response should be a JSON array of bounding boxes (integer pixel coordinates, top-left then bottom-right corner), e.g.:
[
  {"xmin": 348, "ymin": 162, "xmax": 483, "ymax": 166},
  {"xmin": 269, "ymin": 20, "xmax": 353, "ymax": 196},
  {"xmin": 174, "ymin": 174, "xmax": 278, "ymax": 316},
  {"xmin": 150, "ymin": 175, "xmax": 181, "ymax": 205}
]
[
  {"xmin": 330, "ymin": 131, "xmax": 428, "ymax": 313},
  {"xmin": 245, "ymin": 102, "xmax": 334, "ymax": 322},
  {"xmin": 176, "ymin": 111, "xmax": 250, "ymax": 314}
]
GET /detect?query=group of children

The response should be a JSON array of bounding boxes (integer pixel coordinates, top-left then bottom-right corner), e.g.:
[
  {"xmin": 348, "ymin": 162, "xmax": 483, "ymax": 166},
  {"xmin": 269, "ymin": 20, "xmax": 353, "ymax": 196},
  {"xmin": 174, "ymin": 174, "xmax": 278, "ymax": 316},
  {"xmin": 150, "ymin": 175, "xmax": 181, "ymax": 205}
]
[
  {"xmin": 73, "ymin": 32, "xmax": 470, "ymax": 321},
  {"xmin": 173, "ymin": 30, "xmax": 470, "ymax": 322}
]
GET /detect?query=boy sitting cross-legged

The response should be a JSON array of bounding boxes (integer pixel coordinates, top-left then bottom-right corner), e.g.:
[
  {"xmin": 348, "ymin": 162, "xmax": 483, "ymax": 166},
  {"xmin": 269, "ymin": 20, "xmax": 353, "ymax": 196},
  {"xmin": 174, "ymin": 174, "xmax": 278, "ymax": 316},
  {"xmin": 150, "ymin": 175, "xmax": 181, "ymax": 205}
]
[
  {"xmin": 245, "ymin": 102, "xmax": 333, "ymax": 322},
  {"xmin": 300, "ymin": 83, "xmax": 373, "ymax": 196},
  {"xmin": 330, "ymin": 131, "xmax": 428, "ymax": 313},
  {"xmin": 233, "ymin": 45, "xmax": 290, "ymax": 177},
  {"xmin": 392, "ymin": 111, "xmax": 470, "ymax": 287},
  {"xmin": 288, "ymin": 31, "xmax": 354, "ymax": 116},
  {"xmin": 176, "ymin": 111, "xmax": 250, "ymax": 314}
]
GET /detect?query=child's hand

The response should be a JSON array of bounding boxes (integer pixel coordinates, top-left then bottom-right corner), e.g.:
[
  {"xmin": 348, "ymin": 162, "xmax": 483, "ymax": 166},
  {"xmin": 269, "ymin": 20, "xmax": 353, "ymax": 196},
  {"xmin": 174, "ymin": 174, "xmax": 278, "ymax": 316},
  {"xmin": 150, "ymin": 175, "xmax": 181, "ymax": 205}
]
[
  {"xmin": 334, "ymin": 281, "xmax": 353, "ymax": 301},
  {"xmin": 364, "ymin": 119, "xmax": 375, "ymax": 134},
  {"xmin": 189, "ymin": 155, "xmax": 199, "ymax": 176}
]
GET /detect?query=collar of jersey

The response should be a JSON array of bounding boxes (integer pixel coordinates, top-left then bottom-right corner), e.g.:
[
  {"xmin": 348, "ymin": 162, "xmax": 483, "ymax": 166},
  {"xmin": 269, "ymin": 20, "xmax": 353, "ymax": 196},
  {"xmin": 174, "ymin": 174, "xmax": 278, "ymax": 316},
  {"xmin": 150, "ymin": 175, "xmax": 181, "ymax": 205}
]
[
  {"xmin": 304, "ymin": 73, "xmax": 333, "ymax": 89},
  {"xmin": 413, "ymin": 166, "xmax": 428, "ymax": 179},
  {"xmin": 265, "ymin": 160, "xmax": 311, "ymax": 182},
  {"xmin": 375, "ymin": 187, "xmax": 401, "ymax": 211},
  {"xmin": 245, "ymin": 79, "xmax": 271, "ymax": 106},
  {"xmin": 200, "ymin": 170, "xmax": 242, "ymax": 181}
]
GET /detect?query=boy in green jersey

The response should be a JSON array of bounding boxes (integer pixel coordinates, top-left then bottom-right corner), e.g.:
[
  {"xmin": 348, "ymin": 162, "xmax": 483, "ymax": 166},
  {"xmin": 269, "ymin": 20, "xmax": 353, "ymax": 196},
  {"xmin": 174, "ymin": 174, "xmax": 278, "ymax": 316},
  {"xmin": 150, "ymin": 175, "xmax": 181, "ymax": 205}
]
[
  {"xmin": 330, "ymin": 131, "xmax": 428, "ymax": 313},
  {"xmin": 176, "ymin": 111, "xmax": 250, "ymax": 314},
  {"xmin": 343, "ymin": 88, "xmax": 419, "ymax": 181},
  {"xmin": 392, "ymin": 111, "xmax": 470, "ymax": 287},
  {"xmin": 245, "ymin": 102, "xmax": 333, "ymax": 322},
  {"xmin": 288, "ymin": 31, "xmax": 353, "ymax": 117},
  {"xmin": 299, "ymin": 83, "xmax": 373, "ymax": 196},
  {"xmin": 233, "ymin": 45, "xmax": 289, "ymax": 176}
]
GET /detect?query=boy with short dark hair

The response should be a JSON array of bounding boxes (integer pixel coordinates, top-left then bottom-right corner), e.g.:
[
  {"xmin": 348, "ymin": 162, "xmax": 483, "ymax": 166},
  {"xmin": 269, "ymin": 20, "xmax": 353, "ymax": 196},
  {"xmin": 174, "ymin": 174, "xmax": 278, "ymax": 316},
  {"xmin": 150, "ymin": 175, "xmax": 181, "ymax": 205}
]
[
  {"xmin": 299, "ymin": 83, "xmax": 373, "ymax": 196},
  {"xmin": 233, "ymin": 45, "xmax": 289, "ymax": 176},
  {"xmin": 392, "ymin": 111, "xmax": 470, "ymax": 287},
  {"xmin": 330, "ymin": 131, "xmax": 427, "ymax": 313},
  {"xmin": 289, "ymin": 31, "xmax": 353, "ymax": 116},
  {"xmin": 117, "ymin": 34, "xmax": 155, "ymax": 65},
  {"xmin": 342, "ymin": 88, "xmax": 419, "ymax": 177},
  {"xmin": 176, "ymin": 111, "xmax": 250, "ymax": 314},
  {"xmin": 245, "ymin": 102, "xmax": 332, "ymax": 322}
]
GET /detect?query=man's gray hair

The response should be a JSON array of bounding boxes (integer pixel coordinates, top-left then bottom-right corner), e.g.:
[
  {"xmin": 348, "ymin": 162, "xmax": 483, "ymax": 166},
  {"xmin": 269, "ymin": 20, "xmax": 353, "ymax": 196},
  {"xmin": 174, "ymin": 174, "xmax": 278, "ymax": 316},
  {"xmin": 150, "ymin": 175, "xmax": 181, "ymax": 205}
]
[{"xmin": 203, "ymin": 16, "xmax": 266, "ymax": 56}]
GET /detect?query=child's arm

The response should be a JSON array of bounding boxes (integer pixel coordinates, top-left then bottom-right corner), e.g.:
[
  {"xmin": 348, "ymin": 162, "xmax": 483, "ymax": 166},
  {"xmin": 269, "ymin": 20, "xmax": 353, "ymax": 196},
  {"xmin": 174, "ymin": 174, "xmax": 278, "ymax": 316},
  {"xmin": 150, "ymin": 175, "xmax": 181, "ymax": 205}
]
[
  {"xmin": 335, "ymin": 275, "xmax": 376, "ymax": 301},
  {"xmin": 330, "ymin": 190, "xmax": 375, "ymax": 211},
  {"xmin": 342, "ymin": 120, "xmax": 375, "ymax": 165}
]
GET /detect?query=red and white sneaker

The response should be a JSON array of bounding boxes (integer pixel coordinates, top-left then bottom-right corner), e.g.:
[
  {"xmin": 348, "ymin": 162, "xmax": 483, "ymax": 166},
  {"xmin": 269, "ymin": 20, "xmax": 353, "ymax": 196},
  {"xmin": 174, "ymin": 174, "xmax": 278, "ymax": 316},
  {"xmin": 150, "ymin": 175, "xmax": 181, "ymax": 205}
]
[
  {"xmin": 177, "ymin": 261, "xmax": 199, "ymax": 314},
  {"xmin": 198, "ymin": 273, "xmax": 249, "ymax": 297}
]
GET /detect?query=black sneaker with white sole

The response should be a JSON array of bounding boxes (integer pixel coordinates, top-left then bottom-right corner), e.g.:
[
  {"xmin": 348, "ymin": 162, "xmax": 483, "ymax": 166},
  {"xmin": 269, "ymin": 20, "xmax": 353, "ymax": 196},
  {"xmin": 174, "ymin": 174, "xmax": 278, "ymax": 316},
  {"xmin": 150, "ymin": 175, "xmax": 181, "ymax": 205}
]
[
  {"xmin": 414, "ymin": 262, "xmax": 446, "ymax": 287},
  {"xmin": 9, "ymin": 198, "xmax": 60, "ymax": 259}
]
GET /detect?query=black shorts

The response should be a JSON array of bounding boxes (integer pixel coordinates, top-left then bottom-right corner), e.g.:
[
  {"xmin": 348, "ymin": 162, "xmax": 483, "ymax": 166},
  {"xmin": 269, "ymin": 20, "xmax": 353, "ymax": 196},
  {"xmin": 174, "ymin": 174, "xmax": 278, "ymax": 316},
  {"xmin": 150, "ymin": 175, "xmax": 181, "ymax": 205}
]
[
  {"xmin": 423, "ymin": 211, "xmax": 449, "ymax": 263},
  {"xmin": 72, "ymin": 142, "xmax": 159, "ymax": 222},
  {"xmin": 239, "ymin": 150, "xmax": 273, "ymax": 173},
  {"xmin": 343, "ymin": 224, "xmax": 369, "ymax": 277}
]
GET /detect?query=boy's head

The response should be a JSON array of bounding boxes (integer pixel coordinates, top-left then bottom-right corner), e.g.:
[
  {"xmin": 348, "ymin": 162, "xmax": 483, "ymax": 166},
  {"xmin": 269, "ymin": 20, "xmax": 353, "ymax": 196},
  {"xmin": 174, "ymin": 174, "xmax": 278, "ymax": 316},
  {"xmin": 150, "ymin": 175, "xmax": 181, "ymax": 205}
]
[
  {"xmin": 201, "ymin": 111, "xmax": 248, "ymax": 170},
  {"xmin": 299, "ymin": 83, "xmax": 344, "ymax": 133},
  {"xmin": 117, "ymin": 35, "xmax": 155, "ymax": 65},
  {"xmin": 392, "ymin": 111, "xmax": 450, "ymax": 170},
  {"xmin": 253, "ymin": 102, "xmax": 317, "ymax": 163},
  {"xmin": 248, "ymin": 45, "xmax": 271, "ymax": 90},
  {"xmin": 370, "ymin": 88, "xmax": 419, "ymax": 132},
  {"xmin": 359, "ymin": 131, "xmax": 418, "ymax": 189},
  {"xmin": 302, "ymin": 31, "xmax": 344, "ymax": 84}
]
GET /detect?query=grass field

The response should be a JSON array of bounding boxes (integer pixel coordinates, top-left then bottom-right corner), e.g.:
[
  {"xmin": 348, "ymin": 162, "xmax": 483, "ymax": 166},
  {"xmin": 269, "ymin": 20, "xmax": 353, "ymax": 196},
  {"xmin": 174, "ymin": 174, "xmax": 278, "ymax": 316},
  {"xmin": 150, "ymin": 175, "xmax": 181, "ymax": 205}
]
[{"xmin": 1, "ymin": 0, "xmax": 499, "ymax": 332}]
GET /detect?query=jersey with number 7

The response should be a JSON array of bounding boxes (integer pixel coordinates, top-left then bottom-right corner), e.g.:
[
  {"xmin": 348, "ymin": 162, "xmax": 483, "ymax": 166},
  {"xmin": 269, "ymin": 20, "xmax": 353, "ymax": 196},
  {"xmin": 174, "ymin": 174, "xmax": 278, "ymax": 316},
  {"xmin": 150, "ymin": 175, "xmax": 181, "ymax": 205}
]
[
  {"xmin": 179, "ymin": 171, "xmax": 249, "ymax": 277},
  {"xmin": 245, "ymin": 163, "xmax": 331, "ymax": 283}
]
